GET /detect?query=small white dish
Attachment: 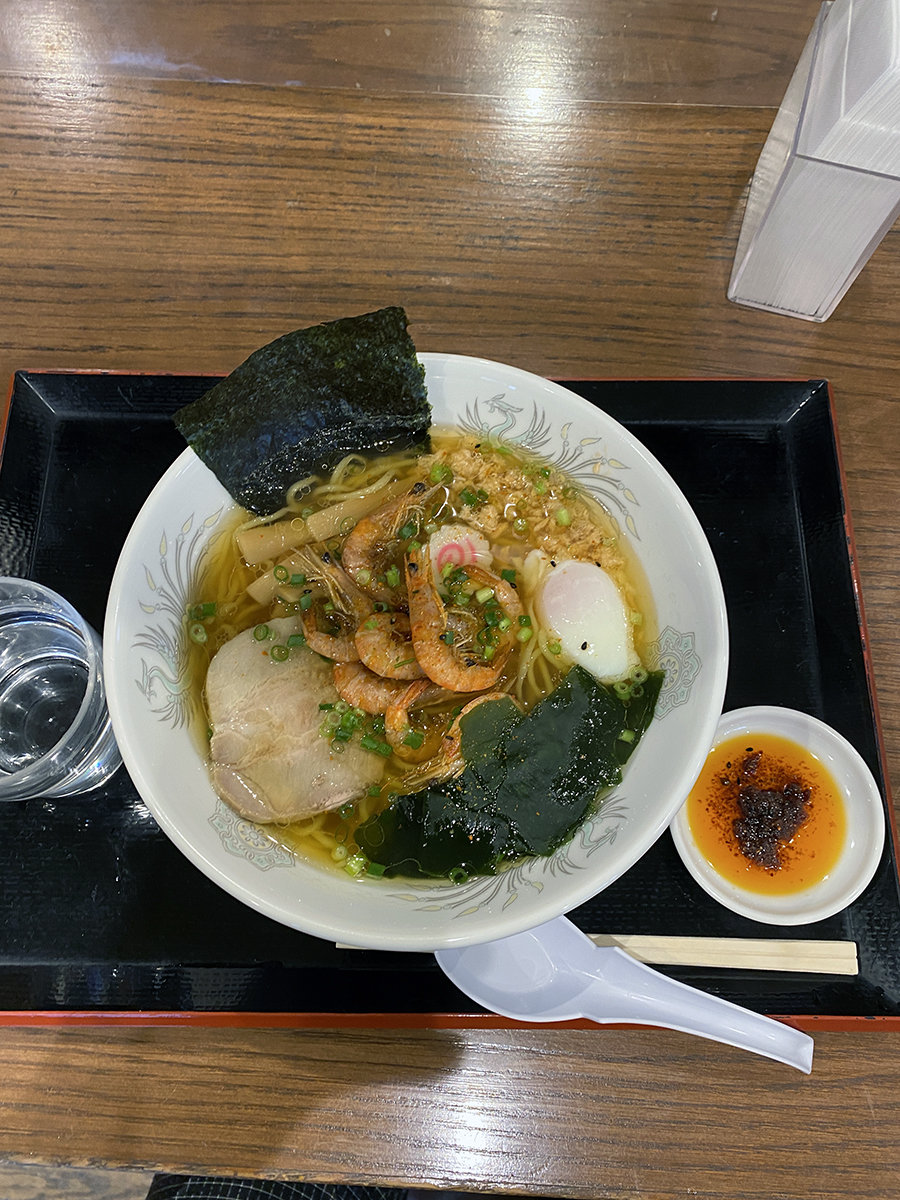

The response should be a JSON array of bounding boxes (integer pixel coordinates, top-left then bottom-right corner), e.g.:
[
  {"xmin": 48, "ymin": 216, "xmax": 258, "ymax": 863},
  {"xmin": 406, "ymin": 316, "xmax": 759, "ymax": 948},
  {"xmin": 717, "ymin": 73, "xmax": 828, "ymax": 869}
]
[{"xmin": 670, "ymin": 705, "xmax": 886, "ymax": 926}]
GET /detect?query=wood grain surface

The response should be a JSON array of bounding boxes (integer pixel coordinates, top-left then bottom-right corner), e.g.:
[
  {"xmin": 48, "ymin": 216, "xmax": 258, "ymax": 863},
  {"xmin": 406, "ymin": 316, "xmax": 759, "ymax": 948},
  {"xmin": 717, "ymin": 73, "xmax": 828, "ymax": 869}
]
[{"xmin": 0, "ymin": 3, "xmax": 898, "ymax": 1198}]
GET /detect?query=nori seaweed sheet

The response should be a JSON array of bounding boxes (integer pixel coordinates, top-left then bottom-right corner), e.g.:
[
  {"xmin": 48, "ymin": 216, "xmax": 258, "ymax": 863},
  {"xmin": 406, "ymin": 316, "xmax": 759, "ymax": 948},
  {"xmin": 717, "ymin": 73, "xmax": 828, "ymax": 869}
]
[{"xmin": 173, "ymin": 307, "xmax": 430, "ymax": 514}]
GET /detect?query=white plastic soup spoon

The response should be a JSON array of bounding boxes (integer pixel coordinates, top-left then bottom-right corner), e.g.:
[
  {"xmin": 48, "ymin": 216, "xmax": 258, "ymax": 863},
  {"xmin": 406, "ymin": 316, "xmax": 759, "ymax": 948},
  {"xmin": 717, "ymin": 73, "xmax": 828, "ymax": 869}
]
[{"xmin": 435, "ymin": 915, "xmax": 814, "ymax": 1073}]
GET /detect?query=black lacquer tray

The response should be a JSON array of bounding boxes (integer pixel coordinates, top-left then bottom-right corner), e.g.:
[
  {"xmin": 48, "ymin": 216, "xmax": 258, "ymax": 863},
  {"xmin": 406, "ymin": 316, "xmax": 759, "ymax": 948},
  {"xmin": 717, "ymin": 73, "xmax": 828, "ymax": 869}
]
[{"xmin": 0, "ymin": 371, "xmax": 897, "ymax": 1028}]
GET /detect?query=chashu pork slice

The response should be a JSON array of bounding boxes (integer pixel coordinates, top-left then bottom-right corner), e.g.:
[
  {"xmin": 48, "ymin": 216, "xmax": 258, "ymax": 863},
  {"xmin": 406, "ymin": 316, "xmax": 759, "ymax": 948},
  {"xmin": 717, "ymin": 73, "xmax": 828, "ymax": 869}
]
[{"xmin": 205, "ymin": 616, "xmax": 384, "ymax": 823}]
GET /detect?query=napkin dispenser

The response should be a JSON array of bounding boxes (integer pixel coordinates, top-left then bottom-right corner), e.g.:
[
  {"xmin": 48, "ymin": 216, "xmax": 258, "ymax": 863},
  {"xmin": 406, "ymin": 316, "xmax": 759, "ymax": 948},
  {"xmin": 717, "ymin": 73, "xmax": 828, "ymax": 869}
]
[{"xmin": 728, "ymin": 0, "xmax": 900, "ymax": 322}]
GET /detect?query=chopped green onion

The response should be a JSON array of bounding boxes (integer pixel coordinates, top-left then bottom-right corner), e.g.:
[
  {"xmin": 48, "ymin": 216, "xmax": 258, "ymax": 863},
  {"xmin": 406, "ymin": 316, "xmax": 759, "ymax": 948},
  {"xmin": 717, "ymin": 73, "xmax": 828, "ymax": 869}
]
[
  {"xmin": 385, "ymin": 565, "xmax": 401, "ymax": 589},
  {"xmin": 355, "ymin": 568, "xmax": 372, "ymax": 587},
  {"xmin": 429, "ymin": 461, "xmax": 453, "ymax": 484},
  {"xmin": 253, "ymin": 623, "xmax": 270, "ymax": 641},
  {"xmin": 555, "ymin": 507, "xmax": 571, "ymax": 527},
  {"xmin": 534, "ymin": 479, "xmax": 548, "ymax": 496},
  {"xmin": 448, "ymin": 866, "xmax": 469, "ymax": 885},
  {"xmin": 618, "ymin": 729, "xmax": 636, "ymax": 744},
  {"xmin": 270, "ymin": 644, "xmax": 289, "ymax": 662},
  {"xmin": 363, "ymin": 616, "xmax": 378, "ymax": 631},
  {"xmin": 629, "ymin": 610, "xmax": 644, "ymax": 626},
  {"xmin": 613, "ymin": 679, "xmax": 632, "ymax": 698},
  {"xmin": 360, "ymin": 734, "xmax": 393, "ymax": 757},
  {"xmin": 319, "ymin": 702, "xmax": 335, "ymax": 711},
  {"xmin": 516, "ymin": 627, "xmax": 533, "ymax": 644},
  {"xmin": 299, "ymin": 593, "xmax": 313, "ymax": 610},
  {"xmin": 371, "ymin": 714, "xmax": 385, "ymax": 734},
  {"xmin": 500, "ymin": 568, "xmax": 517, "ymax": 585},
  {"xmin": 344, "ymin": 853, "xmax": 368, "ymax": 878},
  {"xmin": 439, "ymin": 630, "xmax": 455, "ymax": 645},
  {"xmin": 332, "ymin": 726, "xmax": 354, "ymax": 741},
  {"xmin": 339, "ymin": 800, "xmax": 355, "ymax": 816},
  {"xmin": 547, "ymin": 641, "xmax": 562, "ymax": 655},
  {"xmin": 189, "ymin": 602, "xmax": 217, "ymax": 621},
  {"xmin": 630, "ymin": 665, "xmax": 649, "ymax": 684},
  {"xmin": 482, "ymin": 644, "xmax": 496, "ymax": 661},
  {"xmin": 366, "ymin": 786, "xmax": 381, "ymax": 798},
  {"xmin": 513, "ymin": 517, "xmax": 528, "ymax": 534},
  {"xmin": 188, "ymin": 622, "xmax": 208, "ymax": 644},
  {"xmin": 366, "ymin": 861, "xmax": 387, "ymax": 878},
  {"xmin": 539, "ymin": 467, "xmax": 552, "ymax": 478},
  {"xmin": 273, "ymin": 564, "xmax": 289, "ymax": 582},
  {"xmin": 287, "ymin": 633, "xmax": 306, "ymax": 647},
  {"xmin": 459, "ymin": 487, "xmax": 478, "ymax": 506},
  {"xmin": 497, "ymin": 616, "xmax": 512, "ymax": 632},
  {"xmin": 331, "ymin": 844, "xmax": 349, "ymax": 862},
  {"xmin": 300, "ymin": 506, "xmax": 315, "ymax": 520},
  {"xmin": 518, "ymin": 614, "xmax": 532, "ymax": 627},
  {"xmin": 289, "ymin": 573, "xmax": 307, "ymax": 587},
  {"xmin": 398, "ymin": 520, "xmax": 417, "ymax": 540},
  {"xmin": 403, "ymin": 729, "xmax": 425, "ymax": 749},
  {"xmin": 474, "ymin": 586, "xmax": 494, "ymax": 605},
  {"xmin": 407, "ymin": 540, "xmax": 421, "ymax": 552},
  {"xmin": 631, "ymin": 684, "xmax": 644, "ymax": 698}
]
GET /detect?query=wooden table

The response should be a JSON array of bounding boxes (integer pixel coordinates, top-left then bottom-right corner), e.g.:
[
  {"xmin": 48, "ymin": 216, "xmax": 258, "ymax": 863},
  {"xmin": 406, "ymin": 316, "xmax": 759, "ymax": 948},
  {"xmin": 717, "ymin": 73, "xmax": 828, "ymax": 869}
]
[{"xmin": 1, "ymin": 3, "xmax": 899, "ymax": 1197}]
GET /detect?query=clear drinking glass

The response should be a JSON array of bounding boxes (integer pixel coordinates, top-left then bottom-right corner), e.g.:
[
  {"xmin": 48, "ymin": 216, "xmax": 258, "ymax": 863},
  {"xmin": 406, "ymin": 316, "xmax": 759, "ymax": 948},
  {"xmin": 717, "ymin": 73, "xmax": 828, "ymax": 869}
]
[{"xmin": 0, "ymin": 577, "xmax": 122, "ymax": 801}]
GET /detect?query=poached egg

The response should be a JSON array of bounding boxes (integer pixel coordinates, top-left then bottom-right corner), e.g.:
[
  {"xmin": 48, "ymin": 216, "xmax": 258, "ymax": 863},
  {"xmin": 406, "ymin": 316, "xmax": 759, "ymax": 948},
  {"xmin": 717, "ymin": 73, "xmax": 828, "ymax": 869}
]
[{"xmin": 535, "ymin": 558, "xmax": 638, "ymax": 683}]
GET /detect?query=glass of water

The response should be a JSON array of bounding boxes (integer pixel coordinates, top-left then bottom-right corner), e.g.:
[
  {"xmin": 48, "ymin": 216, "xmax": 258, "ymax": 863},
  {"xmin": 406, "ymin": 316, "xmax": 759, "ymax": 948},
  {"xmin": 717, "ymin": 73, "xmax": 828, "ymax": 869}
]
[{"xmin": 0, "ymin": 577, "xmax": 122, "ymax": 801}]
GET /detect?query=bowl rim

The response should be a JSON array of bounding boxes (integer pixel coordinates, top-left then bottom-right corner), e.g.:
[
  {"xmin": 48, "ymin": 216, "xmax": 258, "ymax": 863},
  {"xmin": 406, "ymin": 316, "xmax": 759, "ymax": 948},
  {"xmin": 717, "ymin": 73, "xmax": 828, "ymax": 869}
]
[
  {"xmin": 669, "ymin": 704, "xmax": 886, "ymax": 926},
  {"xmin": 104, "ymin": 352, "xmax": 730, "ymax": 950}
]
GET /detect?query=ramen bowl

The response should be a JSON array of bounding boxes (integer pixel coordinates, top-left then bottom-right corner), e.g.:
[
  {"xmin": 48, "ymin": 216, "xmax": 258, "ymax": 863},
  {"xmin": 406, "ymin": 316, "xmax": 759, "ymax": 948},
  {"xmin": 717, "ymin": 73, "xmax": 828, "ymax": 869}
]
[{"xmin": 104, "ymin": 353, "xmax": 728, "ymax": 951}]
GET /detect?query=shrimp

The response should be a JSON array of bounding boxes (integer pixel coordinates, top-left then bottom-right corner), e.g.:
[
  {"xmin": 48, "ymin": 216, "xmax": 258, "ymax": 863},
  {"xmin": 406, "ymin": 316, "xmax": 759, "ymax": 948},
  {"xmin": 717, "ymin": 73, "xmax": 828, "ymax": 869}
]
[
  {"xmin": 405, "ymin": 545, "xmax": 520, "ymax": 692},
  {"xmin": 440, "ymin": 692, "xmax": 519, "ymax": 766},
  {"xmin": 300, "ymin": 613, "xmax": 360, "ymax": 662},
  {"xmin": 459, "ymin": 564, "xmax": 524, "ymax": 621},
  {"xmin": 384, "ymin": 680, "xmax": 440, "ymax": 763},
  {"xmin": 341, "ymin": 481, "xmax": 441, "ymax": 602},
  {"xmin": 354, "ymin": 611, "xmax": 425, "ymax": 680},
  {"xmin": 291, "ymin": 547, "xmax": 374, "ymax": 662},
  {"xmin": 400, "ymin": 692, "xmax": 517, "ymax": 788},
  {"xmin": 333, "ymin": 662, "xmax": 444, "ymax": 715},
  {"xmin": 332, "ymin": 662, "xmax": 410, "ymax": 714}
]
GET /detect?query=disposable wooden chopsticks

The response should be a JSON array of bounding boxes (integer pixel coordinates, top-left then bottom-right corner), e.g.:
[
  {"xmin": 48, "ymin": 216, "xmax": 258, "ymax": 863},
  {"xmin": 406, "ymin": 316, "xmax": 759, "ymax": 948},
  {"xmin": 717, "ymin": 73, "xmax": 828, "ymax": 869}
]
[
  {"xmin": 337, "ymin": 935, "xmax": 859, "ymax": 974},
  {"xmin": 588, "ymin": 934, "xmax": 858, "ymax": 975}
]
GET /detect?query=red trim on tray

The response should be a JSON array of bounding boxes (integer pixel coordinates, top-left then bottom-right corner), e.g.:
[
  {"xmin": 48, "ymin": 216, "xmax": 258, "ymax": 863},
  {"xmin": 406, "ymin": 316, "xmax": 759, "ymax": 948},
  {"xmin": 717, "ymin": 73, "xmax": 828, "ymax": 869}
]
[
  {"xmin": 0, "ymin": 373, "xmax": 13, "ymax": 457},
  {"xmin": 0, "ymin": 1010, "xmax": 897, "ymax": 1032}
]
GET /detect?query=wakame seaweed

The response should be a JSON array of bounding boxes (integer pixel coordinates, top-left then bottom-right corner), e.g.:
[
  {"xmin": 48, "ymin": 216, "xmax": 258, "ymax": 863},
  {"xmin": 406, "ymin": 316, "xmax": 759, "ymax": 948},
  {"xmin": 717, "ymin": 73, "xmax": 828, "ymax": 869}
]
[
  {"xmin": 354, "ymin": 666, "xmax": 665, "ymax": 881},
  {"xmin": 173, "ymin": 306, "xmax": 430, "ymax": 514}
]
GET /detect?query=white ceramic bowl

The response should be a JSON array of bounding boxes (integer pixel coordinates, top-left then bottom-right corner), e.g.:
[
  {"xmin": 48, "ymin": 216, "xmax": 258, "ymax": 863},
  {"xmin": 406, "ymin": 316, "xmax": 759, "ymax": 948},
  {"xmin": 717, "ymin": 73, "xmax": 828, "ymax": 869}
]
[
  {"xmin": 104, "ymin": 353, "xmax": 728, "ymax": 951},
  {"xmin": 670, "ymin": 705, "xmax": 886, "ymax": 925}
]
